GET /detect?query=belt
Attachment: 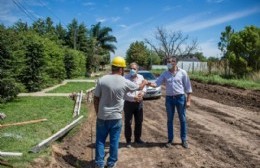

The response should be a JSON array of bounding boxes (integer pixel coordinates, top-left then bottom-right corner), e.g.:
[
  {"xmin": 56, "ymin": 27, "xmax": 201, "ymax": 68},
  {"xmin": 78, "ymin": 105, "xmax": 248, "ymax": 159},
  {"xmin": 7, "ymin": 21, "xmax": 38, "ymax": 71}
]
[
  {"xmin": 125, "ymin": 100, "xmax": 142, "ymax": 104},
  {"xmin": 166, "ymin": 94, "xmax": 184, "ymax": 98}
]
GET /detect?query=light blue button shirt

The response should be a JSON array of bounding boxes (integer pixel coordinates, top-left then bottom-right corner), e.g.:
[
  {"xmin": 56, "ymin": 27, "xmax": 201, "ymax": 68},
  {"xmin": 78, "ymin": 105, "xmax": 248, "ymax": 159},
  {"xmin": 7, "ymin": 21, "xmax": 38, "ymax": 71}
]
[{"xmin": 155, "ymin": 68, "xmax": 192, "ymax": 96}]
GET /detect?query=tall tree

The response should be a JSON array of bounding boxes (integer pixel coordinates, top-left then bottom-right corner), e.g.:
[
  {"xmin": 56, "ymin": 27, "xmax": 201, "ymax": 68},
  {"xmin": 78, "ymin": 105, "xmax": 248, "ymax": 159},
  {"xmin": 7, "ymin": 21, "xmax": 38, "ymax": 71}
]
[
  {"xmin": 218, "ymin": 25, "xmax": 234, "ymax": 76},
  {"xmin": 21, "ymin": 34, "xmax": 45, "ymax": 92},
  {"xmin": 126, "ymin": 41, "xmax": 149, "ymax": 68},
  {"xmin": 218, "ymin": 26, "xmax": 234, "ymax": 54},
  {"xmin": 194, "ymin": 52, "xmax": 207, "ymax": 62},
  {"xmin": 228, "ymin": 26, "xmax": 260, "ymax": 76},
  {"xmin": 77, "ymin": 23, "xmax": 88, "ymax": 52},
  {"xmin": 66, "ymin": 18, "xmax": 79, "ymax": 49},
  {"xmin": 12, "ymin": 19, "xmax": 28, "ymax": 32},
  {"xmin": 85, "ymin": 38, "xmax": 99, "ymax": 75},
  {"xmin": 32, "ymin": 18, "xmax": 45, "ymax": 35},
  {"xmin": 63, "ymin": 49, "xmax": 85, "ymax": 79},
  {"xmin": 238, "ymin": 26, "xmax": 260, "ymax": 71},
  {"xmin": 55, "ymin": 23, "xmax": 67, "ymax": 44},
  {"xmin": 0, "ymin": 25, "xmax": 20, "ymax": 102},
  {"xmin": 45, "ymin": 17, "xmax": 55, "ymax": 34},
  {"xmin": 145, "ymin": 27, "xmax": 198, "ymax": 64}
]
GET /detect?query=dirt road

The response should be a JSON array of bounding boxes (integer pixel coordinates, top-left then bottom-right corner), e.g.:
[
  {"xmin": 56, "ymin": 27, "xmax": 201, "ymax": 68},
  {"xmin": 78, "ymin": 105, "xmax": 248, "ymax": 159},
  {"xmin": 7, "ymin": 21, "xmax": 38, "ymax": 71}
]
[{"xmin": 30, "ymin": 81, "xmax": 260, "ymax": 168}]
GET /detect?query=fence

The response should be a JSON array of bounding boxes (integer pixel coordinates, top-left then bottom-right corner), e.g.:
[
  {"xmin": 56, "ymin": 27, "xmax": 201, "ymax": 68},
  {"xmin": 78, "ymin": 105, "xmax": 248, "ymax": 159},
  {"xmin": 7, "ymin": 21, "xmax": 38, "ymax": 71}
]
[{"xmin": 152, "ymin": 61, "xmax": 208, "ymax": 72}]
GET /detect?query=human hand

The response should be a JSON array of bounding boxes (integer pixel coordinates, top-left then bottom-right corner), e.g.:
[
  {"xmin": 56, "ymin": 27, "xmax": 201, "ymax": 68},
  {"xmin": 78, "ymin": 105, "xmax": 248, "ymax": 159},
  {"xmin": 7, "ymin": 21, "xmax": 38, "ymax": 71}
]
[
  {"xmin": 186, "ymin": 100, "xmax": 191, "ymax": 108},
  {"xmin": 148, "ymin": 82, "xmax": 156, "ymax": 88},
  {"xmin": 134, "ymin": 93, "xmax": 143, "ymax": 102},
  {"xmin": 138, "ymin": 91, "xmax": 144, "ymax": 97},
  {"xmin": 142, "ymin": 79, "xmax": 148, "ymax": 85}
]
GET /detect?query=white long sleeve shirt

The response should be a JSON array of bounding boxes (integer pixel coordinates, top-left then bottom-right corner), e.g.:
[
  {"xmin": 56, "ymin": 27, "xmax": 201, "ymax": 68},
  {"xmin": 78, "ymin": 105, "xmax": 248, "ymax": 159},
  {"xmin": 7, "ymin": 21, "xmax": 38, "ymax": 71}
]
[{"xmin": 124, "ymin": 73, "xmax": 147, "ymax": 102}]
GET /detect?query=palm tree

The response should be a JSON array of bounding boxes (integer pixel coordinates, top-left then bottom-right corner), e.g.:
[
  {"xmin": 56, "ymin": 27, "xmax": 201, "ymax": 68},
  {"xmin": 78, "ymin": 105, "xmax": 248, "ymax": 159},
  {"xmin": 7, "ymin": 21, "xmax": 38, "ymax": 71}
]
[
  {"xmin": 86, "ymin": 22, "xmax": 117, "ymax": 74},
  {"xmin": 90, "ymin": 22, "xmax": 117, "ymax": 53}
]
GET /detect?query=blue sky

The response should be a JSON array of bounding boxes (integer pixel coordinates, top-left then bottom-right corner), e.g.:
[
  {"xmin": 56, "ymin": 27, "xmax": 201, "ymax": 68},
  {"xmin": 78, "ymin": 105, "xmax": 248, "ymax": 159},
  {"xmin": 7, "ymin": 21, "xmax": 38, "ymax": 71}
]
[{"xmin": 0, "ymin": 0, "xmax": 260, "ymax": 58}]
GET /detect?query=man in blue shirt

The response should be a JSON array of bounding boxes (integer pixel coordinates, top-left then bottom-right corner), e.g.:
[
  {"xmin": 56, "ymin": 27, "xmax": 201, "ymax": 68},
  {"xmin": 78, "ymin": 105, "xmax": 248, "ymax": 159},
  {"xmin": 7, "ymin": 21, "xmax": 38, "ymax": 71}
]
[{"xmin": 148, "ymin": 57, "xmax": 192, "ymax": 148}]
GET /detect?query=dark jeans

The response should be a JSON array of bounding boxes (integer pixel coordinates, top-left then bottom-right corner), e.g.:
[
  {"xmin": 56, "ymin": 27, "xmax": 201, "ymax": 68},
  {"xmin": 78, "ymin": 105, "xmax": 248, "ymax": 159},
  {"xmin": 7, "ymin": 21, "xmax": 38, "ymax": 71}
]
[{"xmin": 124, "ymin": 101, "xmax": 143, "ymax": 143}]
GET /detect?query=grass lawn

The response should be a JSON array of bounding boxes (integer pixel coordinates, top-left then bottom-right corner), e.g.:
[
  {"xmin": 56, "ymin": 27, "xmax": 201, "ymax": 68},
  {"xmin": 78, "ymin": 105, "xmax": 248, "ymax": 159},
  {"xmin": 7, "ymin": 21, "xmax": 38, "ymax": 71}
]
[
  {"xmin": 0, "ymin": 96, "xmax": 88, "ymax": 167},
  {"xmin": 47, "ymin": 82, "xmax": 96, "ymax": 93}
]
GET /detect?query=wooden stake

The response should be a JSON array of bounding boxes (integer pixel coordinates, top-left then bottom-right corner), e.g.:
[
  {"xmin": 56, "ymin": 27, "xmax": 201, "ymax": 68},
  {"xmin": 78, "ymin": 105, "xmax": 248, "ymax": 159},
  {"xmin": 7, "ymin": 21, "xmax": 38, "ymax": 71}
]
[
  {"xmin": 73, "ymin": 93, "xmax": 80, "ymax": 117},
  {"xmin": 0, "ymin": 151, "xmax": 23, "ymax": 157},
  {"xmin": 0, "ymin": 119, "xmax": 47, "ymax": 128},
  {"xmin": 77, "ymin": 90, "xmax": 83, "ymax": 116}
]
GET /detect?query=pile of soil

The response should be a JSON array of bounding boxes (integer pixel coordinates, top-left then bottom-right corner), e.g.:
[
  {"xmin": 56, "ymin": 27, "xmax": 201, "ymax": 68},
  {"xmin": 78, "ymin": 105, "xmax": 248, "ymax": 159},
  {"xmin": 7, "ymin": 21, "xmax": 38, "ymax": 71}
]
[{"xmin": 192, "ymin": 80, "xmax": 260, "ymax": 111}]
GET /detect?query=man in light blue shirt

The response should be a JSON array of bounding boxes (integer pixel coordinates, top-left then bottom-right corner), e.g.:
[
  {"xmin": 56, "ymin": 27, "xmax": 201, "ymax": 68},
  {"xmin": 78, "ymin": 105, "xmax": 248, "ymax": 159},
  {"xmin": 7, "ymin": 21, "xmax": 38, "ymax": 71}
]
[{"xmin": 149, "ymin": 57, "xmax": 192, "ymax": 149}]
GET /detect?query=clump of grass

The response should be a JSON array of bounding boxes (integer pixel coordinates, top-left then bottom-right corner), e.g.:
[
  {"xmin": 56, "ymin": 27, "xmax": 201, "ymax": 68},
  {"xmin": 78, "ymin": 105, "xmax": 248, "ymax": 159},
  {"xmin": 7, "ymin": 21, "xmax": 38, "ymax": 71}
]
[
  {"xmin": 248, "ymin": 71, "xmax": 260, "ymax": 83},
  {"xmin": 190, "ymin": 72, "xmax": 260, "ymax": 90}
]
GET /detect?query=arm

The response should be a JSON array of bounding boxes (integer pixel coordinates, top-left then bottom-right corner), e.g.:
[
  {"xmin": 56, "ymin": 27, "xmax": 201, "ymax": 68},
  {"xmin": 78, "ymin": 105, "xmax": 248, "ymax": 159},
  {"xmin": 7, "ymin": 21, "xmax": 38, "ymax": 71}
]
[
  {"xmin": 147, "ymin": 82, "xmax": 157, "ymax": 88},
  {"xmin": 182, "ymin": 71, "xmax": 192, "ymax": 108},
  {"xmin": 148, "ymin": 72, "xmax": 165, "ymax": 87},
  {"xmin": 138, "ymin": 75, "xmax": 147, "ymax": 96},
  {"xmin": 138, "ymin": 79, "xmax": 148, "ymax": 90},
  {"xmin": 94, "ymin": 79, "xmax": 101, "ymax": 115},
  {"xmin": 94, "ymin": 96, "xmax": 100, "ymax": 115},
  {"xmin": 186, "ymin": 93, "xmax": 191, "ymax": 108}
]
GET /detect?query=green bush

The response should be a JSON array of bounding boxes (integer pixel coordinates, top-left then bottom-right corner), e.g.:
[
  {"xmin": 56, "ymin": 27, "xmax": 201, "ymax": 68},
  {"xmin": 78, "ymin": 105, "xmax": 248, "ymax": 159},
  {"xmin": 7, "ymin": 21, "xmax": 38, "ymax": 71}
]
[
  {"xmin": 64, "ymin": 49, "xmax": 85, "ymax": 79},
  {"xmin": 0, "ymin": 78, "xmax": 20, "ymax": 103}
]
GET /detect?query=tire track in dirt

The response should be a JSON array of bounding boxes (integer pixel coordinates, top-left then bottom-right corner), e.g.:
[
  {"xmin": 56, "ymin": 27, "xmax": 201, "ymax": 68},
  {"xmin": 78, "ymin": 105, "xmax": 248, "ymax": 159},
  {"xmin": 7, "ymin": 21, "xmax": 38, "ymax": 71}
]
[
  {"xmin": 188, "ymin": 97, "xmax": 260, "ymax": 168},
  {"xmin": 192, "ymin": 96, "xmax": 260, "ymax": 138}
]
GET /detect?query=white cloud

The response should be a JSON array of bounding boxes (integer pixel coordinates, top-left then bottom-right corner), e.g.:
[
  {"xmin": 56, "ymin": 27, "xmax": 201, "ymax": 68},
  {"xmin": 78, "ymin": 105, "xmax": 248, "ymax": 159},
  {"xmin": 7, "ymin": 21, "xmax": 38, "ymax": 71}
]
[
  {"xmin": 96, "ymin": 17, "xmax": 106, "ymax": 23},
  {"xmin": 199, "ymin": 39, "xmax": 221, "ymax": 57},
  {"xmin": 96, "ymin": 16, "xmax": 121, "ymax": 23},
  {"xmin": 119, "ymin": 24, "xmax": 127, "ymax": 28},
  {"xmin": 167, "ymin": 7, "xmax": 260, "ymax": 32},
  {"xmin": 115, "ymin": 16, "xmax": 155, "ymax": 41},
  {"xmin": 83, "ymin": 2, "xmax": 95, "ymax": 6},
  {"xmin": 163, "ymin": 6, "xmax": 172, "ymax": 12},
  {"xmin": 111, "ymin": 16, "xmax": 120, "ymax": 22}
]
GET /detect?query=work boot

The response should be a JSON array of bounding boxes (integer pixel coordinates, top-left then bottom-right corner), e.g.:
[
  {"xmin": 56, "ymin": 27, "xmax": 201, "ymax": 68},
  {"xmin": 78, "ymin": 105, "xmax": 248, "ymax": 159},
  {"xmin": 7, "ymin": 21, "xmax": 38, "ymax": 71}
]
[
  {"xmin": 135, "ymin": 139, "xmax": 145, "ymax": 144},
  {"xmin": 182, "ymin": 141, "xmax": 188, "ymax": 149},
  {"xmin": 165, "ymin": 140, "xmax": 172, "ymax": 148}
]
